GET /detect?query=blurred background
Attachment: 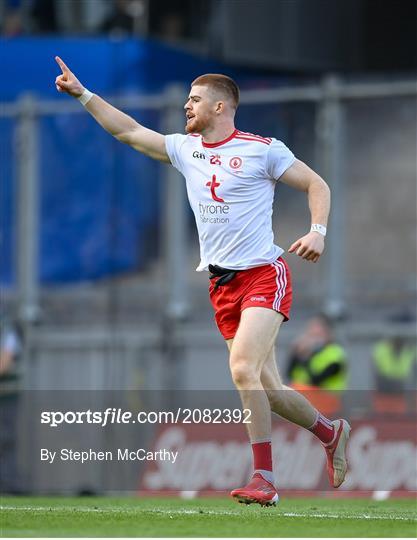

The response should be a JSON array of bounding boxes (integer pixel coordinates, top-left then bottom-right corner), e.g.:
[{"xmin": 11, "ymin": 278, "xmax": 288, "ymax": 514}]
[{"xmin": 0, "ymin": 0, "xmax": 416, "ymax": 495}]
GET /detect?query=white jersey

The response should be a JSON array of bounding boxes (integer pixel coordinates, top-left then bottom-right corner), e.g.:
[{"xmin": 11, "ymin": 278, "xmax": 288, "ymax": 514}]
[{"xmin": 165, "ymin": 129, "xmax": 295, "ymax": 271}]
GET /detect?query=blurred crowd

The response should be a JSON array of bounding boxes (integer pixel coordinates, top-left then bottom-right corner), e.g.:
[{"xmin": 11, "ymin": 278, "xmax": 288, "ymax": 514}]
[
  {"xmin": 0, "ymin": 0, "xmax": 209, "ymax": 42},
  {"xmin": 286, "ymin": 313, "xmax": 416, "ymax": 416},
  {"xmin": 0, "ymin": 314, "xmax": 23, "ymax": 493}
]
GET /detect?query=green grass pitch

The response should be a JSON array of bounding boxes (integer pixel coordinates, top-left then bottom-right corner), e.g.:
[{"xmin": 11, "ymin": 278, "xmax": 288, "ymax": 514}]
[{"xmin": 1, "ymin": 495, "xmax": 416, "ymax": 537}]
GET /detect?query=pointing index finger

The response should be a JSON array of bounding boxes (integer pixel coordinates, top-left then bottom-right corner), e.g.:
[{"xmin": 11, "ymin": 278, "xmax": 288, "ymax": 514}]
[{"xmin": 55, "ymin": 56, "xmax": 69, "ymax": 75}]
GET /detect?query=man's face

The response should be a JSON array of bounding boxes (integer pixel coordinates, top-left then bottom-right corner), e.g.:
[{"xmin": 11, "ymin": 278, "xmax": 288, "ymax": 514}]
[
  {"xmin": 305, "ymin": 318, "xmax": 331, "ymax": 345},
  {"xmin": 184, "ymin": 85, "xmax": 218, "ymax": 134}
]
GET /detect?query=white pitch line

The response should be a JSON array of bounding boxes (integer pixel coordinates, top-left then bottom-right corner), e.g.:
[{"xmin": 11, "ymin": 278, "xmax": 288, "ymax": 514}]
[
  {"xmin": 1, "ymin": 506, "xmax": 416, "ymax": 522},
  {"xmin": 280, "ymin": 511, "xmax": 417, "ymax": 522}
]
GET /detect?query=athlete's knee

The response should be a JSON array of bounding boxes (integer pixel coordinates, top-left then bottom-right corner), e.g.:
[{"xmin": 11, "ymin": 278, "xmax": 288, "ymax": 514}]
[{"xmin": 229, "ymin": 356, "xmax": 260, "ymax": 388}]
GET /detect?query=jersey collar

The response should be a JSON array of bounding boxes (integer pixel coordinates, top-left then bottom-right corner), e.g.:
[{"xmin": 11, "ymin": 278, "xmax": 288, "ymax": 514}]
[{"xmin": 201, "ymin": 129, "xmax": 238, "ymax": 148}]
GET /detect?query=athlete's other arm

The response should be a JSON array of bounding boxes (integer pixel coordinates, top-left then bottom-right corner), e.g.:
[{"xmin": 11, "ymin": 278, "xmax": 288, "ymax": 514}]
[
  {"xmin": 54, "ymin": 56, "xmax": 170, "ymax": 163},
  {"xmin": 280, "ymin": 159, "xmax": 330, "ymax": 263}
]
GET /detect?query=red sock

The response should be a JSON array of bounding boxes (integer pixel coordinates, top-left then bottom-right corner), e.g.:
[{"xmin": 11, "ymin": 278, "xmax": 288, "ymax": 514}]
[
  {"xmin": 308, "ymin": 412, "xmax": 335, "ymax": 444},
  {"xmin": 252, "ymin": 440, "xmax": 273, "ymax": 472}
]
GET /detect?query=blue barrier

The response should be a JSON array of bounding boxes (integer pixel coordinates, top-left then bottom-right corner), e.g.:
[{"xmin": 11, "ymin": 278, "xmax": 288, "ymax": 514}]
[
  {"xmin": 0, "ymin": 38, "xmax": 219, "ymax": 285},
  {"xmin": 0, "ymin": 37, "xmax": 283, "ymax": 286}
]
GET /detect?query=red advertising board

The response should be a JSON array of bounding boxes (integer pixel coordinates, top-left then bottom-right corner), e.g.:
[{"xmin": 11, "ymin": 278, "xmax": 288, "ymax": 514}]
[{"xmin": 139, "ymin": 419, "xmax": 417, "ymax": 495}]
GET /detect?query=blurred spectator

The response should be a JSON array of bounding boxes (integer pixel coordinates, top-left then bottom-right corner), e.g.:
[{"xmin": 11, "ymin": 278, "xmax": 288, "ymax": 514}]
[
  {"xmin": 372, "ymin": 336, "xmax": 416, "ymax": 394},
  {"xmin": 30, "ymin": 0, "xmax": 57, "ymax": 33},
  {"xmin": 1, "ymin": 0, "xmax": 57, "ymax": 36},
  {"xmin": 157, "ymin": 12, "xmax": 185, "ymax": 42},
  {"xmin": 371, "ymin": 313, "xmax": 416, "ymax": 415},
  {"xmin": 100, "ymin": 0, "xmax": 146, "ymax": 36},
  {"xmin": 0, "ymin": 315, "xmax": 23, "ymax": 493},
  {"xmin": 1, "ymin": 0, "xmax": 24, "ymax": 36},
  {"xmin": 287, "ymin": 314, "xmax": 348, "ymax": 391},
  {"xmin": 149, "ymin": 0, "xmax": 189, "ymax": 42}
]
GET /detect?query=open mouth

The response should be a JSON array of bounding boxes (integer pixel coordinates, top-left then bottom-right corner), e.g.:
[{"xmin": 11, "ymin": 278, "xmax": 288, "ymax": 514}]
[{"xmin": 186, "ymin": 114, "xmax": 195, "ymax": 123}]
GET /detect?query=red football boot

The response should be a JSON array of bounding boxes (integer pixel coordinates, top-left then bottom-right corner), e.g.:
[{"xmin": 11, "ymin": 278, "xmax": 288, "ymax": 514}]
[
  {"xmin": 324, "ymin": 419, "xmax": 351, "ymax": 488},
  {"xmin": 231, "ymin": 473, "xmax": 279, "ymax": 506}
]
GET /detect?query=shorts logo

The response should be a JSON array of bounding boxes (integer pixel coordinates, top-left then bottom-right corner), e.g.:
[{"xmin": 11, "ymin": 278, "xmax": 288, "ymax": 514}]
[
  {"xmin": 210, "ymin": 154, "xmax": 222, "ymax": 165},
  {"xmin": 250, "ymin": 296, "xmax": 266, "ymax": 302},
  {"xmin": 229, "ymin": 157, "xmax": 242, "ymax": 169}
]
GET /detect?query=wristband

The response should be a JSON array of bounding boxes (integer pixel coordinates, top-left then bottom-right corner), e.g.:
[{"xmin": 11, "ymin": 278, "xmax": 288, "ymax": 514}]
[
  {"xmin": 310, "ymin": 223, "xmax": 327, "ymax": 236},
  {"xmin": 77, "ymin": 88, "xmax": 94, "ymax": 106}
]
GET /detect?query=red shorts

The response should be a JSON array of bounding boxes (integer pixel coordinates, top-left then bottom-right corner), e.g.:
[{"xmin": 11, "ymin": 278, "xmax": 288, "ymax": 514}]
[{"xmin": 208, "ymin": 257, "xmax": 293, "ymax": 340}]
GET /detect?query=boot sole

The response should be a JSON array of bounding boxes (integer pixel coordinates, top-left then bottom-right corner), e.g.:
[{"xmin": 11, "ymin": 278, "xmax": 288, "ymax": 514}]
[{"xmin": 232, "ymin": 493, "xmax": 279, "ymax": 507}]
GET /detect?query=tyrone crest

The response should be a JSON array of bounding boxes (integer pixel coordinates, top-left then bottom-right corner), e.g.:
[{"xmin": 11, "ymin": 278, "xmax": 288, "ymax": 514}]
[{"xmin": 229, "ymin": 156, "xmax": 242, "ymax": 169}]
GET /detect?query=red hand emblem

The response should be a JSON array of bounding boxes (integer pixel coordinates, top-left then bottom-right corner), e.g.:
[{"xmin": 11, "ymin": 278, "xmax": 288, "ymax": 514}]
[{"xmin": 206, "ymin": 174, "xmax": 225, "ymax": 203}]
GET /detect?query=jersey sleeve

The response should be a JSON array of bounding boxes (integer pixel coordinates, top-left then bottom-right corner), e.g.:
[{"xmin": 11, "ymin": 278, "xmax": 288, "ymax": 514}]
[
  {"xmin": 265, "ymin": 139, "xmax": 296, "ymax": 181},
  {"xmin": 165, "ymin": 133, "xmax": 188, "ymax": 174}
]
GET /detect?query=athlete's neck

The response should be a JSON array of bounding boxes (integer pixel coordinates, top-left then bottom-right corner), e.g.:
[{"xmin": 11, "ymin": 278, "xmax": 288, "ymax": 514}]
[{"xmin": 201, "ymin": 124, "xmax": 236, "ymax": 144}]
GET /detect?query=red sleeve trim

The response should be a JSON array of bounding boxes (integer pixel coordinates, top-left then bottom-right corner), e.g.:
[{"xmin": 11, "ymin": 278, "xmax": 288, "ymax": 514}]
[
  {"xmin": 236, "ymin": 130, "xmax": 272, "ymax": 143},
  {"xmin": 235, "ymin": 135, "xmax": 271, "ymax": 145}
]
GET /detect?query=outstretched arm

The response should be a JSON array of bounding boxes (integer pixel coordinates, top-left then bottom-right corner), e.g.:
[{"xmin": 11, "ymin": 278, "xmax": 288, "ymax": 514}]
[
  {"xmin": 280, "ymin": 159, "xmax": 331, "ymax": 263},
  {"xmin": 54, "ymin": 56, "xmax": 170, "ymax": 163}
]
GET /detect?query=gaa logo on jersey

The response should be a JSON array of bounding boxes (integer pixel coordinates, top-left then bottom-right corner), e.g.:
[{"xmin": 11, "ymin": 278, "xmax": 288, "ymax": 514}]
[{"xmin": 229, "ymin": 156, "xmax": 242, "ymax": 169}]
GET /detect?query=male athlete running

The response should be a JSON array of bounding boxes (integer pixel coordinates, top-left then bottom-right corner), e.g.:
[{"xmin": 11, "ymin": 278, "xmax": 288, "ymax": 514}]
[{"xmin": 54, "ymin": 57, "xmax": 350, "ymax": 506}]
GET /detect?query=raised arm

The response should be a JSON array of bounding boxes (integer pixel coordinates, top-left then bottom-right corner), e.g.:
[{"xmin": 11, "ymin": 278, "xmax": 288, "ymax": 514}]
[
  {"xmin": 54, "ymin": 56, "xmax": 170, "ymax": 163},
  {"xmin": 280, "ymin": 159, "xmax": 331, "ymax": 263}
]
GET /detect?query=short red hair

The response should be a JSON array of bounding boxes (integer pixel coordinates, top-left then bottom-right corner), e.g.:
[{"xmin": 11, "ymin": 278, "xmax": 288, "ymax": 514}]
[{"xmin": 191, "ymin": 74, "xmax": 240, "ymax": 110}]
